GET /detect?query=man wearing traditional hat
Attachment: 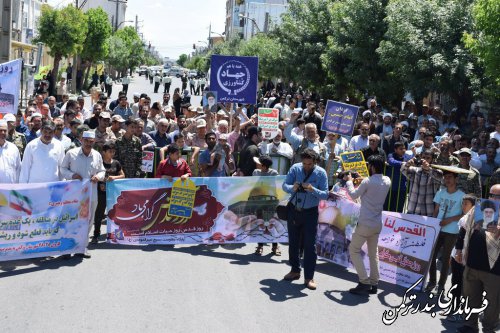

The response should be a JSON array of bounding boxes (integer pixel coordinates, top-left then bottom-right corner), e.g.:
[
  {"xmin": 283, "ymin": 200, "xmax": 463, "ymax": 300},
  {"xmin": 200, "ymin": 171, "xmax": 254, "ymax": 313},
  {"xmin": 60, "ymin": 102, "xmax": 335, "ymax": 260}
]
[
  {"xmin": 375, "ymin": 113, "xmax": 394, "ymax": 137},
  {"xmin": 61, "ymin": 130, "xmax": 106, "ymax": 259}
]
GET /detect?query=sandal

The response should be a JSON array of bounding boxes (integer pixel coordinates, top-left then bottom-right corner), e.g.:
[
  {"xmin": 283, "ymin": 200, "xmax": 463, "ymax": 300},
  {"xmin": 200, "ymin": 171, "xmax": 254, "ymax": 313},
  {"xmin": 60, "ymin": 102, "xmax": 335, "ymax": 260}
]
[
  {"xmin": 254, "ymin": 246, "xmax": 263, "ymax": 256},
  {"xmin": 272, "ymin": 245, "xmax": 281, "ymax": 256}
]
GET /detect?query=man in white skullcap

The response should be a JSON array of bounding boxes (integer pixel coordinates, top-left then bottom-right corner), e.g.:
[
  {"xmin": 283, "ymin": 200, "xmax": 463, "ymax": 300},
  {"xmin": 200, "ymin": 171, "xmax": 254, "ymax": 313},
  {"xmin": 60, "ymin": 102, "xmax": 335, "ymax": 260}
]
[{"xmin": 61, "ymin": 130, "xmax": 106, "ymax": 259}]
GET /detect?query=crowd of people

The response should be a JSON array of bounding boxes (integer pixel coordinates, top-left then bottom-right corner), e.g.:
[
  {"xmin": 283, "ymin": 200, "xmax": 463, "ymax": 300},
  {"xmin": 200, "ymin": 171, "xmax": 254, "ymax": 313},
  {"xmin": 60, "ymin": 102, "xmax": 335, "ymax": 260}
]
[{"xmin": 0, "ymin": 77, "xmax": 499, "ymax": 333}]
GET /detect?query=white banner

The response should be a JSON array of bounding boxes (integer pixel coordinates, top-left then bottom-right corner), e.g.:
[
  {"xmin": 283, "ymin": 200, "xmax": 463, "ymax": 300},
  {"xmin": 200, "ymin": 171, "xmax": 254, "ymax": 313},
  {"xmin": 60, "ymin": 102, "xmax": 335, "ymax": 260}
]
[{"xmin": 0, "ymin": 59, "xmax": 22, "ymax": 114}]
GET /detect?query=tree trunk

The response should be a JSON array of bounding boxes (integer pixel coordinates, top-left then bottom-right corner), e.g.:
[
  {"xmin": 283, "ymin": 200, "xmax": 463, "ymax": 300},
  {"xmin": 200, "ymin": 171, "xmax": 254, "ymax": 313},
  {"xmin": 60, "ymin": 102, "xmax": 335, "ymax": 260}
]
[
  {"xmin": 50, "ymin": 55, "xmax": 61, "ymax": 97},
  {"xmin": 82, "ymin": 61, "xmax": 91, "ymax": 91}
]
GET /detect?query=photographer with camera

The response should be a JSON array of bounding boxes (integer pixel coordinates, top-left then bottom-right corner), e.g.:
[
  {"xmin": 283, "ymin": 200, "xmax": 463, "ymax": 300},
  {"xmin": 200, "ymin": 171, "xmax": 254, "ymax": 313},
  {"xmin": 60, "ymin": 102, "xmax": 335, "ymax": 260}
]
[
  {"xmin": 401, "ymin": 149, "xmax": 441, "ymax": 216},
  {"xmin": 344, "ymin": 155, "xmax": 391, "ymax": 295},
  {"xmin": 282, "ymin": 148, "xmax": 329, "ymax": 290}
]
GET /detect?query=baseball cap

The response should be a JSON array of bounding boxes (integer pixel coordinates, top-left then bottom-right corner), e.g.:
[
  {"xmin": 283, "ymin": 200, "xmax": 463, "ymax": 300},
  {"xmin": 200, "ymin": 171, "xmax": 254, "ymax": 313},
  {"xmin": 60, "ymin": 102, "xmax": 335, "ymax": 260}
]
[
  {"xmin": 196, "ymin": 119, "xmax": 207, "ymax": 128},
  {"xmin": 217, "ymin": 110, "xmax": 226, "ymax": 116},
  {"xmin": 111, "ymin": 115, "xmax": 125, "ymax": 123},
  {"xmin": 454, "ymin": 147, "xmax": 472, "ymax": 156},
  {"xmin": 196, "ymin": 106, "xmax": 204, "ymax": 114},
  {"xmin": 100, "ymin": 112, "xmax": 111, "ymax": 119}
]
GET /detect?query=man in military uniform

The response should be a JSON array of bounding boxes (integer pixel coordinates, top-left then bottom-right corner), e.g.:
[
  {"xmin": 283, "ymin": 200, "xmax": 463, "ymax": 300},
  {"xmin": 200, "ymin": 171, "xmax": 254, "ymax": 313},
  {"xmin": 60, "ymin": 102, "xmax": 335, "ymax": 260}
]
[
  {"xmin": 435, "ymin": 138, "xmax": 459, "ymax": 166},
  {"xmin": 93, "ymin": 112, "xmax": 112, "ymax": 150},
  {"xmin": 115, "ymin": 118, "xmax": 142, "ymax": 178},
  {"xmin": 4, "ymin": 113, "xmax": 27, "ymax": 159},
  {"xmin": 455, "ymin": 147, "xmax": 482, "ymax": 198}
]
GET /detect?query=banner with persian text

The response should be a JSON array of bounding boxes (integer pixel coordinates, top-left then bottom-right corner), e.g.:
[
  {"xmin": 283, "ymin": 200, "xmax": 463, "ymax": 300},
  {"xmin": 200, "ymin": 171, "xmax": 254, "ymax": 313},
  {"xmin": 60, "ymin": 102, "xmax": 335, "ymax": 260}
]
[
  {"xmin": 0, "ymin": 180, "xmax": 92, "ymax": 261},
  {"xmin": 106, "ymin": 177, "xmax": 289, "ymax": 245},
  {"xmin": 317, "ymin": 194, "xmax": 440, "ymax": 289},
  {"xmin": 0, "ymin": 59, "xmax": 22, "ymax": 114}
]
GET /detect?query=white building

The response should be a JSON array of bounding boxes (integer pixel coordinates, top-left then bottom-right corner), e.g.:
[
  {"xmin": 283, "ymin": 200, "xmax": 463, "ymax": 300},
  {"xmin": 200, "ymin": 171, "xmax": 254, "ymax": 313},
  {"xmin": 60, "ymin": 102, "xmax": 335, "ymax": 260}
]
[
  {"xmin": 80, "ymin": 0, "xmax": 127, "ymax": 30},
  {"xmin": 225, "ymin": 0, "xmax": 288, "ymax": 40}
]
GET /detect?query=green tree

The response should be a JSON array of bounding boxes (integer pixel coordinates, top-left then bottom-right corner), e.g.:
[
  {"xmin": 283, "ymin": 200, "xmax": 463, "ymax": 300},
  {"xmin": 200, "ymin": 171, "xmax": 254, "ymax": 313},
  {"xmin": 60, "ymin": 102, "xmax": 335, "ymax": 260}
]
[
  {"xmin": 177, "ymin": 54, "xmax": 189, "ymax": 67},
  {"xmin": 80, "ymin": 7, "xmax": 112, "ymax": 88},
  {"xmin": 323, "ymin": 0, "xmax": 403, "ymax": 104},
  {"xmin": 274, "ymin": 0, "xmax": 332, "ymax": 94},
  {"xmin": 34, "ymin": 4, "xmax": 87, "ymax": 95},
  {"xmin": 239, "ymin": 34, "xmax": 282, "ymax": 81},
  {"xmin": 378, "ymin": 0, "xmax": 483, "ymax": 113},
  {"xmin": 464, "ymin": 0, "xmax": 500, "ymax": 98},
  {"xmin": 107, "ymin": 27, "xmax": 144, "ymax": 75}
]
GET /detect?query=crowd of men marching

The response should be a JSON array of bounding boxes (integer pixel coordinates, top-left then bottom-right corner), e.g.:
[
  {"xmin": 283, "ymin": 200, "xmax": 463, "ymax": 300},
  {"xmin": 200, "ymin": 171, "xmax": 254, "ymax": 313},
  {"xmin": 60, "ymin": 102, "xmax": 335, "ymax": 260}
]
[{"xmin": 0, "ymin": 78, "xmax": 499, "ymax": 332}]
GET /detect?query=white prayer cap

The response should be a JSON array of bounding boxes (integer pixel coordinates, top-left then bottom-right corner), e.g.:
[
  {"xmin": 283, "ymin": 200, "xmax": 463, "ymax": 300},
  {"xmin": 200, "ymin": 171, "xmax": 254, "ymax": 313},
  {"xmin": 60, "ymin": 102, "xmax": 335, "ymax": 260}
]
[
  {"xmin": 362, "ymin": 110, "xmax": 371, "ymax": 117},
  {"xmin": 0, "ymin": 120, "xmax": 7, "ymax": 127},
  {"xmin": 82, "ymin": 131, "xmax": 95, "ymax": 139}
]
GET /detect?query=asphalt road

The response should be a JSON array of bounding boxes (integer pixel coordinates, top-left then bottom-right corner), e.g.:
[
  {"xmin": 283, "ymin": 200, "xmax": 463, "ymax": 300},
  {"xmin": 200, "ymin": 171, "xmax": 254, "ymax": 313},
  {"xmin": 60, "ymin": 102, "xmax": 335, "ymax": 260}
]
[{"xmin": 0, "ymin": 77, "xmax": 461, "ymax": 333}]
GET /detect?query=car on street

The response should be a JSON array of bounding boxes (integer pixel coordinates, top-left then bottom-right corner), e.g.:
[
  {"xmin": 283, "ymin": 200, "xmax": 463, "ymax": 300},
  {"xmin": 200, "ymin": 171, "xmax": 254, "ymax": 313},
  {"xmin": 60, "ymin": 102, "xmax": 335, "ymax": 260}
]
[
  {"xmin": 167, "ymin": 67, "xmax": 185, "ymax": 78},
  {"xmin": 188, "ymin": 70, "xmax": 199, "ymax": 78},
  {"xmin": 138, "ymin": 65, "xmax": 148, "ymax": 76}
]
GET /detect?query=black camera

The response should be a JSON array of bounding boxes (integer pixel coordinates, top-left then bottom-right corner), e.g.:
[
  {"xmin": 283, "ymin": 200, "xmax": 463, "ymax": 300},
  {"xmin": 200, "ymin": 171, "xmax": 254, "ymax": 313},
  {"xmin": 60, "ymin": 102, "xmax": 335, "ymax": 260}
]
[
  {"xmin": 414, "ymin": 156, "xmax": 422, "ymax": 167},
  {"xmin": 297, "ymin": 183, "xmax": 306, "ymax": 193}
]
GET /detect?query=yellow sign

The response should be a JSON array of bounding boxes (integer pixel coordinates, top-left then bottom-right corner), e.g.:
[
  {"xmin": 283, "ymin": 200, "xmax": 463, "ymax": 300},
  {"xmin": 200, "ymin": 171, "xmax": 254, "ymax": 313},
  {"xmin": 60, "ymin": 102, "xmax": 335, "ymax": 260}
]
[
  {"xmin": 168, "ymin": 178, "xmax": 198, "ymax": 218},
  {"xmin": 340, "ymin": 151, "xmax": 369, "ymax": 178}
]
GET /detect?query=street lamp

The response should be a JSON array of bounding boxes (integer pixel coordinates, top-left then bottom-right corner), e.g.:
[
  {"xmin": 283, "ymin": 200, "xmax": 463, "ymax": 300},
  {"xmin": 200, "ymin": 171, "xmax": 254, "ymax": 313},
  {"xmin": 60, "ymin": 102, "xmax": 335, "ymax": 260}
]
[
  {"xmin": 117, "ymin": 20, "xmax": 134, "ymax": 29},
  {"xmin": 238, "ymin": 13, "xmax": 261, "ymax": 33}
]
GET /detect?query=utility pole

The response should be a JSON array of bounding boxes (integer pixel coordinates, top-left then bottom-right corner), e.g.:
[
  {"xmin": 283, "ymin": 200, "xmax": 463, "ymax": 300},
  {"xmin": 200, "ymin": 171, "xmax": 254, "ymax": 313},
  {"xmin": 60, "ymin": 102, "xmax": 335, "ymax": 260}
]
[
  {"xmin": 108, "ymin": 0, "xmax": 127, "ymax": 32},
  {"xmin": 135, "ymin": 15, "xmax": 138, "ymax": 32}
]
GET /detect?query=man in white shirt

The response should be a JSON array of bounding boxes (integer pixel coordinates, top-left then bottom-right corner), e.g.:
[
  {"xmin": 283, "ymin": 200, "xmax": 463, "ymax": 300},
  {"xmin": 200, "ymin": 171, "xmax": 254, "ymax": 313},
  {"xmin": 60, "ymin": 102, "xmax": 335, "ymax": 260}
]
[
  {"xmin": 348, "ymin": 122, "xmax": 370, "ymax": 151},
  {"xmin": 60, "ymin": 131, "xmax": 106, "ymax": 258},
  {"xmin": 121, "ymin": 74, "xmax": 130, "ymax": 95},
  {"xmin": 53, "ymin": 118, "xmax": 72, "ymax": 151},
  {"xmin": 260, "ymin": 129, "xmax": 293, "ymax": 175},
  {"xmin": 490, "ymin": 120, "xmax": 500, "ymax": 142},
  {"xmin": 0, "ymin": 120, "xmax": 21, "ymax": 183},
  {"xmin": 19, "ymin": 120, "xmax": 65, "ymax": 183},
  {"xmin": 162, "ymin": 75, "xmax": 172, "ymax": 94}
]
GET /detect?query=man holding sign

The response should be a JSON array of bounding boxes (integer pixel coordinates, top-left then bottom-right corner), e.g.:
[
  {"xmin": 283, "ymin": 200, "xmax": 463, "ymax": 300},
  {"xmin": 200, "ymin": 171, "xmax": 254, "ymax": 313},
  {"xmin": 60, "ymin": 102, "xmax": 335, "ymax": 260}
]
[{"xmin": 344, "ymin": 155, "xmax": 391, "ymax": 295}]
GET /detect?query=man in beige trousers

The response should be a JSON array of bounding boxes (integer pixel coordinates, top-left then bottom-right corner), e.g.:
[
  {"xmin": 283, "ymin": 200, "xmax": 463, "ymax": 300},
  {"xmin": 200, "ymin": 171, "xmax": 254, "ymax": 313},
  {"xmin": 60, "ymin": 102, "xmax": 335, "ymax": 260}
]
[{"xmin": 344, "ymin": 154, "xmax": 391, "ymax": 295}]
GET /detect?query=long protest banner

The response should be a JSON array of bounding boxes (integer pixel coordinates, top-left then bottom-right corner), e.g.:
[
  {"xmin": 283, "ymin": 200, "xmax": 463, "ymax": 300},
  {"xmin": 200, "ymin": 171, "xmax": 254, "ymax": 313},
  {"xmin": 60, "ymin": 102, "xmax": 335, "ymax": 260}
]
[
  {"xmin": 0, "ymin": 59, "xmax": 22, "ymax": 114},
  {"xmin": 0, "ymin": 180, "xmax": 92, "ymax": 261},
  {"xmin": 106, "ymin": 177, "xmax": 289, "ymax": 245},
  {"xmin": 317, "ymin": 194, "xmax": 440, "ymax": 289}
]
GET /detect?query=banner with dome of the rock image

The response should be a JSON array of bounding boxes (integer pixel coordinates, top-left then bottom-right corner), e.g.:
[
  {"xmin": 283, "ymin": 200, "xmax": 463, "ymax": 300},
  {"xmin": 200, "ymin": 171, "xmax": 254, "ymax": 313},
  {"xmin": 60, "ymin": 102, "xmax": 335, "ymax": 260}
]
[{"xmin": 106, "ymin": 177, "xmax": 289, "ymax": 245}]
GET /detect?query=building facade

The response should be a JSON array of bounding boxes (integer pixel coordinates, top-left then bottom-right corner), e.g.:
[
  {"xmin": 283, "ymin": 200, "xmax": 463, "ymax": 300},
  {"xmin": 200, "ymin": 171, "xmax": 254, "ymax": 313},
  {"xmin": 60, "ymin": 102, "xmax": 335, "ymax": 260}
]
[
  {"xmin": 225, "ymin": 0, "xmax": 288, "ymax": 40},
  {"xmin": 80, "ymin": 0, "xmax": 127, "ymax": 30}
]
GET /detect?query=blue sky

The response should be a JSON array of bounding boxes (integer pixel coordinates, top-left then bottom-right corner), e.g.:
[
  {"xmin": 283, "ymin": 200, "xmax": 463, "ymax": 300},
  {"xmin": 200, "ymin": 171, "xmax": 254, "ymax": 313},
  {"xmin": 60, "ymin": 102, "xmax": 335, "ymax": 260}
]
[{"xmin": 47, "ymin": 0, "xmax": 227, "ymax": 60}]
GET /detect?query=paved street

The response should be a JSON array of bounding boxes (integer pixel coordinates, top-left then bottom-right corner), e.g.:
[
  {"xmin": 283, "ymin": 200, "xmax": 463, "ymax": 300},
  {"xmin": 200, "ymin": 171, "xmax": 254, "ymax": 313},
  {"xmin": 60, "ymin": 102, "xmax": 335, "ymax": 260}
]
[
  {"xmin": 86, "ymin": 74, "xmax": 202, "ymax": 109},
  {"xmin": 1, "ymin": 78, "xmax": 459, "ymax": 333}
]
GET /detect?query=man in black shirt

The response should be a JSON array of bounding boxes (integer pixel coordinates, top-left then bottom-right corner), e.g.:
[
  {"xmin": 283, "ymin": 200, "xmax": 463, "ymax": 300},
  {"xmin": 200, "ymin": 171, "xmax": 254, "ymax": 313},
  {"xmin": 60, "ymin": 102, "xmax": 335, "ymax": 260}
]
[
  {"xmin": 455, "ymin": 184, "xmax": 500, "ymax": 333},
  {"xmin": 361, "ymin": 134, "xmax": 386, "ymax": 161},
  {"xmin": 238, "ymin": 126, "xmax": 262, "ymax": 176}
]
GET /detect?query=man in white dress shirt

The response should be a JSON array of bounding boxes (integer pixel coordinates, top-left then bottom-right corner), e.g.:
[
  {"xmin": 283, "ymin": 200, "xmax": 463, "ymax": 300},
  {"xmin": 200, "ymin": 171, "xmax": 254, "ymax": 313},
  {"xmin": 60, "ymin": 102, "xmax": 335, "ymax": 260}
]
[
  {"xmin": 0, "ymin": 120, "xmax": 21, "ymax": 183},
  {"xmin": 61, "ymin": 131, "xmax": 106, "ymax": 258},
  {"xmin": 19, "ymin": 120, "xmax": 65, "ymax": 183},
  {"xmin": 260, "ymin": 129, "xmax": 293, "ymax": 175},
  {"xmin": 348, "ymin": 122, "xmax": 370, "ymax": 151}
]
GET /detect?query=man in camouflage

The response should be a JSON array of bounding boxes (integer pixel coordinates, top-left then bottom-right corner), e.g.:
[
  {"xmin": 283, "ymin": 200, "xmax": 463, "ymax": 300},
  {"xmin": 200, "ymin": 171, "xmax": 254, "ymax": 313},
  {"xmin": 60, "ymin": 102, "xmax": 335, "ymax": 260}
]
[
  {"xmin": 455, "ymin": 147, "xmax": 482, "ymax": 198},
  {"xmin": 115, "ymin": 118, "xmax": 143, "ymax": 178},
  {"xmin": 4, "ymin": 113, "xmax": 27, "ymax": 159}
]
